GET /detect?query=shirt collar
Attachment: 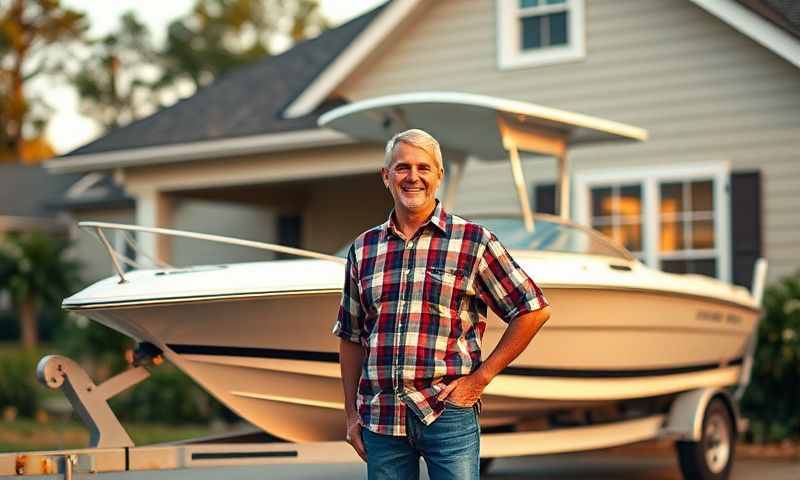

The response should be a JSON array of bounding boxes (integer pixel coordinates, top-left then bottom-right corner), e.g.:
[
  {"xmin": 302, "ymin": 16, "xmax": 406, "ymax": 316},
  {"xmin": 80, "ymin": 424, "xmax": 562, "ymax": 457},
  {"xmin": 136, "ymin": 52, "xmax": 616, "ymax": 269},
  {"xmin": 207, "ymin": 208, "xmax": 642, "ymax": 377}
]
[{"xmin": 383, "ymin": 200, "xmax": 450, "ymax": 239}]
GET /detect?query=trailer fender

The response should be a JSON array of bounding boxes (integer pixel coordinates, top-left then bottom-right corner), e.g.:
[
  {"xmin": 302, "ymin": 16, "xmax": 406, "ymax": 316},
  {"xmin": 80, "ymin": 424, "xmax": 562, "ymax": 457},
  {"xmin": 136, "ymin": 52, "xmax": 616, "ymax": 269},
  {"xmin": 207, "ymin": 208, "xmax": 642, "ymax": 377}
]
[{"xmin": 662, "ymin": 388, "xmax": 740, "ymax": 441}]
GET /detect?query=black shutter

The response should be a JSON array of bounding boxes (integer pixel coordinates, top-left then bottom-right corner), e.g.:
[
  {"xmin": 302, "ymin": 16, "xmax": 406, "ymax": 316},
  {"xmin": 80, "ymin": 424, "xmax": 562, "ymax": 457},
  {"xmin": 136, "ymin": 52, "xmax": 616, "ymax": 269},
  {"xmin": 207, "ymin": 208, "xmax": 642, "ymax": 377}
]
[
  {"xmin": 534, "ymin": 183, "xmax": 556, "ymax": 215},
  {"xmin": 277, "ymin": 215, "xmax": 303, "ymax": 259},
  {"xmin": 729, "ymin": 171, "xmax": 762, "ymax": 290}
]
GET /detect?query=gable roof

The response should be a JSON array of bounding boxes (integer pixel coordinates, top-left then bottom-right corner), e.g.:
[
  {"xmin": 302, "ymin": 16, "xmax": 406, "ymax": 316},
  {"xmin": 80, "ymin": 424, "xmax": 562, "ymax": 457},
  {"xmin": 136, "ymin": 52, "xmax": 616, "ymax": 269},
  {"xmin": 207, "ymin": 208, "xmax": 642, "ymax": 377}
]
[
  {"xmin": 284, "ymin": 0, "xmax": 427, "ymax": 118},
  {"xmin": 49, "ymin": 0, "xmax": 799, "ymax": 175},
  {"xmin": 287, "ymin": 0, "xmax": 800, "ymax": 119},
  {"xmin": 690, "ymin": 0, "xmax": 800, "ymax": 67},
  {"xmin": 60, "ymin": 3, "xmax": 387, "ymax": 159},
  {"xmin": 737, "ymin": 0, "xmax": 800, "ymax": 39}
]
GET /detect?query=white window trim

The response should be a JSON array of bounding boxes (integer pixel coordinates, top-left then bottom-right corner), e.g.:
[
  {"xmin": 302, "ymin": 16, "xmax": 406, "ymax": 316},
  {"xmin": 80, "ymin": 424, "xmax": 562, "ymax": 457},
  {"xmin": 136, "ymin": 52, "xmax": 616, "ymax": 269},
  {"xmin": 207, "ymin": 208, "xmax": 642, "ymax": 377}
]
[
  {"xmin": 497, "ymin": 0, "xmax": 586, "ymax": 70},
  {"xmin": 573, "ymin": 162, "xmax": 731, "ymax": 282}
]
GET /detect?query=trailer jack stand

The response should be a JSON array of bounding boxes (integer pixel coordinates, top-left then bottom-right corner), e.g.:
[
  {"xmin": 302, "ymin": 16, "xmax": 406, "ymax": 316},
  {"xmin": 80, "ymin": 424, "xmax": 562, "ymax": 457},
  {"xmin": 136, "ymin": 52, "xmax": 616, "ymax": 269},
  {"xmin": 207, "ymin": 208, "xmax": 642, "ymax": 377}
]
[{"xmin": 37, "ymin": 354, "xmax": 150, "ymax": 448}]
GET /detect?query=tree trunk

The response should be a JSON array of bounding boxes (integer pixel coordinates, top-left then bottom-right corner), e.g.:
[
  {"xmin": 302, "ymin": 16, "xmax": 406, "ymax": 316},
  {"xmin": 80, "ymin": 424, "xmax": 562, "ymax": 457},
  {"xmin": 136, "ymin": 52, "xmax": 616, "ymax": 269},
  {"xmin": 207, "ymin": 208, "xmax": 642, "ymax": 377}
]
[{"xmin": 19, "ymin": 299, "xmax": 37, "ymax": 350}]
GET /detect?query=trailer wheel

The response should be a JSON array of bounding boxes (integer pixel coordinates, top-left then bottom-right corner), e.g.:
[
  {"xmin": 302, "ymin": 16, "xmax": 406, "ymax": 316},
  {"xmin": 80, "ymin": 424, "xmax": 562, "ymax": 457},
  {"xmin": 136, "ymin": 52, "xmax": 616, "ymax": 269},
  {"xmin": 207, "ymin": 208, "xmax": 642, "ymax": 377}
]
[{"xmin": 675, "ymin": 397, "xmax": 736, "ymax": 480}]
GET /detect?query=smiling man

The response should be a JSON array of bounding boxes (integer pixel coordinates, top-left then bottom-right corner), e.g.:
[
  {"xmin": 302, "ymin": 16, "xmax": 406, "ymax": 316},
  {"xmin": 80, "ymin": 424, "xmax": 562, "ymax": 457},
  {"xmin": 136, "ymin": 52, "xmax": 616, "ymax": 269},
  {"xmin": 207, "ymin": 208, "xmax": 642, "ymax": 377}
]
[{"xmin": 334, "ymin": 129, "xmax": 551, "ymax": 480}]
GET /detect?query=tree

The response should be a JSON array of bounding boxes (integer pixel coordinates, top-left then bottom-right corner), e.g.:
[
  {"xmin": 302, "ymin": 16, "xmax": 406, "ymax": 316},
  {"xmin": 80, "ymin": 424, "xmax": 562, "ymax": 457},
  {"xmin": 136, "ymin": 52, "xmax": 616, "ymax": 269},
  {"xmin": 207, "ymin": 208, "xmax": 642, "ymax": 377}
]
[
  {"xmin": 0, "ymin": 0, "xmax": 87, "ymax": 162},
  {"xmin": 0, "ymin": 232, "xmax": 81, "ymax": 350},
  {"xmin": 158, "ymin": 0, "xmax": 328, "ymax": 91},
  {"xmin": 70, "ymin": 11, "xmax": 161, "ymax": 131}
]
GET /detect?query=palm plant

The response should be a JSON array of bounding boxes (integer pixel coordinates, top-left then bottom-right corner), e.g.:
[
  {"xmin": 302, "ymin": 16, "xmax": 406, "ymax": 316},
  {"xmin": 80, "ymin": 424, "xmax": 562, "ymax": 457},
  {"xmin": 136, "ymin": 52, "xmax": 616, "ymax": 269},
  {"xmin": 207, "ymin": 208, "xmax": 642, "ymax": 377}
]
[{"xmin": 0, "ymin": 231, "xmax": 81, "ymax": 349}]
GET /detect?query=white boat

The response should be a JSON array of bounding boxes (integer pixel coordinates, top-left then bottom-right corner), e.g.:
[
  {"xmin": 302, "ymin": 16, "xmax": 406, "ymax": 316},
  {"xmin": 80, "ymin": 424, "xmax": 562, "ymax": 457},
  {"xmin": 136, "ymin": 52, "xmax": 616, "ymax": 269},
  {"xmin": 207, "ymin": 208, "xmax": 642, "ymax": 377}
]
[{"xmin": 60, "ymin": 93, "xmax": 765, "ymax": 479}]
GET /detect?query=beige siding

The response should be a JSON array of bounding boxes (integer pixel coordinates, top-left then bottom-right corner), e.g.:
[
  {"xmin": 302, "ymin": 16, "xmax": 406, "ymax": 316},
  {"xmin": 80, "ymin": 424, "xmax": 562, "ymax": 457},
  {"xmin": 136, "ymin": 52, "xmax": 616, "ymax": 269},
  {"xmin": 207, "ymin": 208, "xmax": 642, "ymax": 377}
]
[{"xmin": 338, "ymin": 0, "xmax": 800, "ymax": 281}]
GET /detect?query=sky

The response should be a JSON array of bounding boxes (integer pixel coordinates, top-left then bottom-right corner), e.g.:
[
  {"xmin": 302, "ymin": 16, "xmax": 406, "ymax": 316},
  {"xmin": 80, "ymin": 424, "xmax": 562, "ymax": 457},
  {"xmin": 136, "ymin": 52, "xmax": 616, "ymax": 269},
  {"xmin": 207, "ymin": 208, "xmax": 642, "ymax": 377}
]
[{"xmin": 44, "ymin": 0, "xmax": 384, "ymax": 154}]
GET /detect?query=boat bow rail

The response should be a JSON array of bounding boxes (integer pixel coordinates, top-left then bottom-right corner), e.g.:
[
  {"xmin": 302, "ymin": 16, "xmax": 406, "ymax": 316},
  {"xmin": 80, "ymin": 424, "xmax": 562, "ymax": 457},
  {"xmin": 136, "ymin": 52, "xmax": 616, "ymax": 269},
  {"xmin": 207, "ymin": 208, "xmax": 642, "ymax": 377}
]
[{"xmin": 79, "ymin": 221, "xmax": 345, "ymax": 284}]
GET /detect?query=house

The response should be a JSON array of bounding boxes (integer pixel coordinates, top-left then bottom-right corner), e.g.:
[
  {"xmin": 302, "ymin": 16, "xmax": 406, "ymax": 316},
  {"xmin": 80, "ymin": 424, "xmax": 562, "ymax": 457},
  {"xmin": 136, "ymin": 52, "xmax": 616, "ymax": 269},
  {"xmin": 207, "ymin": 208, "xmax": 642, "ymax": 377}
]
[{"xmin": 47, "ymin": 0, "xmax": 800, "ymax": 289}]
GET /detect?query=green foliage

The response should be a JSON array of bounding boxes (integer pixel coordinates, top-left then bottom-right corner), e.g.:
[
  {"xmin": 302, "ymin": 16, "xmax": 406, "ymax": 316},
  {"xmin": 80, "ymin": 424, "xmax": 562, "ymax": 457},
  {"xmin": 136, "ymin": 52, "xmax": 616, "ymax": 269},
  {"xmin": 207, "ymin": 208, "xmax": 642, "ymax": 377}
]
[
  {"xmin": 69, "ymin": 11, "xmax": 161, "ymax": 130},
  {"xmin": 0, "ymin": 418, "xmax": 213, "ymax": 452},
  {"xmin": 0, "ymin": 348, "xmax": 41, "ymax": 417},
  {"xmin": 0, "ymin": 232, "xmax": 82, "ymax": 348},
  {"xmin": 742, "ymin": 270, "xmax": 800, "ymax": 442},
  {"xmin": 54, "ymin": 313, "xmax": 133, "ymax": 375},
  {"xmin": 110, "ymin": 364, "xmax": 224, "ymax": 425},
  {"xmin": 0, "ymin": 232, "xmax": 81, "ymax": 308},
  {"xmin": 158, "ymin": 0, "xmax": 328, "ymax": 89},
  {"xmin": 0, "ymin": 0, "xmax": 87, "ymax": 159}
]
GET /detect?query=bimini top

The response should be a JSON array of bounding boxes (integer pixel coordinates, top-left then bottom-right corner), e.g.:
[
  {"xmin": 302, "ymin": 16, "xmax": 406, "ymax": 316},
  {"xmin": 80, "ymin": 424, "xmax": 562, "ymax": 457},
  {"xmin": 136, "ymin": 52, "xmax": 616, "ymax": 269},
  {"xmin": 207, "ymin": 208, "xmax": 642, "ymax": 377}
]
[{"xmin": 318, "ymin": 91, "xmax": 648, "ymax": 159}]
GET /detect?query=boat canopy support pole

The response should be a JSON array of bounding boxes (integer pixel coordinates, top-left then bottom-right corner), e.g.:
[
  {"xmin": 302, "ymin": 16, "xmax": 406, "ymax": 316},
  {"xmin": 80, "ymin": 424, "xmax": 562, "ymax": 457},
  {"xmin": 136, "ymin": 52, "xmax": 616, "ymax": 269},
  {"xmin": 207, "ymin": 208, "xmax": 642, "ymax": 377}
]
[
  {"xmin": 37, "ymin": 355, "xmax": 150, "ymax": 448},
  {"xmin": 506, "ymin": 142, "xmax": 535, "ymax": 232},
  {"xmin": 557, "ymin": 151, "xmax": 570, "ymax": 220},
  {"xmin": 496, "ymin": 115, "xmax": 569, "ymax": 230}
]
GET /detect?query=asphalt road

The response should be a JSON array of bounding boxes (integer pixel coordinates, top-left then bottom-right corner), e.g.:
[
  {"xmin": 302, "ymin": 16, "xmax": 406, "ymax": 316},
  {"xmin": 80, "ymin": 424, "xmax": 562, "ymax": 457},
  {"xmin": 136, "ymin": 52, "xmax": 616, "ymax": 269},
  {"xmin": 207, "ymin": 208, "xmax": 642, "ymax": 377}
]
[
  {"xmin": 481, "ymin": 451, "xmax": 799, "ymax": 480},
  {"xmin": 239, "ymin": 447, "xmax": 799, "ymax": 479}
]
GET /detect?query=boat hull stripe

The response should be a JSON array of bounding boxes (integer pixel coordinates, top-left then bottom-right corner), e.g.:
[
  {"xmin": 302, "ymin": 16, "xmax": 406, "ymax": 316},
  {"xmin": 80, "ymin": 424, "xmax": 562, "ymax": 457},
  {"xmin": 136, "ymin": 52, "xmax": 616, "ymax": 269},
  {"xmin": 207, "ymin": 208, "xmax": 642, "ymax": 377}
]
[
  {"xmin": 167, "ymin": 344, "xmax": 742, "ymax": 378},
  {"xmin": 191, "ymin": 451, "xmax": 298, "ymax": 460}
]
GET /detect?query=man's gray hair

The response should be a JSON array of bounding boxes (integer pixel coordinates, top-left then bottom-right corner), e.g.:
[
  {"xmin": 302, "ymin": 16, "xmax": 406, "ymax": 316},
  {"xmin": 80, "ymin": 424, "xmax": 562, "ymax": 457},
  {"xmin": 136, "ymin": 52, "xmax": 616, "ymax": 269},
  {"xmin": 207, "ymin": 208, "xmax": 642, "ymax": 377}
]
[{"xmin": 384, "ymin": 129, "xmax": 444, "ymax": 172}]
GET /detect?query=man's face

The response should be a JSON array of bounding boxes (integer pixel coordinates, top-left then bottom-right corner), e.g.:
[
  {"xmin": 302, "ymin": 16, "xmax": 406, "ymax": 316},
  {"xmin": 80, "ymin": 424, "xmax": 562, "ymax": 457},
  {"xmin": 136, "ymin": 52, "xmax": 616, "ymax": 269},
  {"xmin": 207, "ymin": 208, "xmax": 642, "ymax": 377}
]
[{"xmin": 382, "ymin": 141, "xmax": 443, "ymax": 215}]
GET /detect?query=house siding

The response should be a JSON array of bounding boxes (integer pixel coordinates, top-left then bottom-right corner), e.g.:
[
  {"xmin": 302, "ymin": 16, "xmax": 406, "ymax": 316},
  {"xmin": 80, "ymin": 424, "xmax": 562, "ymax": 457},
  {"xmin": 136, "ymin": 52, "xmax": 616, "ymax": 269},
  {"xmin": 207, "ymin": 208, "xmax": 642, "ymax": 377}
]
[{"xmin": 337, "ymin": 0, "xmax": 800, "ymax": 281}]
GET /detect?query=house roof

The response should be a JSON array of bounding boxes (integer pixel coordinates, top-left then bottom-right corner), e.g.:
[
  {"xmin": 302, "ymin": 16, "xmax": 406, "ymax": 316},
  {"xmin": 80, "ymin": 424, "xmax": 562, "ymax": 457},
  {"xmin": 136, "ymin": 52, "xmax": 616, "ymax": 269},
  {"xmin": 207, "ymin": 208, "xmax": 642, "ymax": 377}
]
[
  {"xmin": 690, "ymin": 0, "xmax": 800, "ymax": 67},
  {"xmin": 0, "ymin": 166, "xmax": 131, "ymax": 222},
  {"xmin": 49, "ymin": 0, "xmax": 798, "ymax": 174},
  {"xmin": 54, "ymin": 173, "xmax": 134, "ymax": 211},
  {"xmin": 737, "ymin": 0, "xmax": 800, "ymax": 39},
  {"xmin": 0, "ymin": 165, "xmax": 78, "ymax": 218},
  {"xmin": 62, "ymin": 2, "xmax": 387, "ymax": 158}
]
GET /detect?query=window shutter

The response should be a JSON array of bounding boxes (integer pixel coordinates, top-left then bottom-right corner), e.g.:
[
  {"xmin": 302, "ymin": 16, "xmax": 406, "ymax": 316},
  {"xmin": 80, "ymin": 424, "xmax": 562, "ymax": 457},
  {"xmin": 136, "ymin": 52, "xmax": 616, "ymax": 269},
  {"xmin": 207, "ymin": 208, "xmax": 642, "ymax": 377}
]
[
  {"xmin": 534, "ymin": 183, "xmax": 556, "ymax": 215},
  {"xmin": 729, "ymin": 171, "xmax": 762, "ymax": 289},
  {"xmin": 277, "ymin": 214, "xmax": 303, "ymax": 259}
]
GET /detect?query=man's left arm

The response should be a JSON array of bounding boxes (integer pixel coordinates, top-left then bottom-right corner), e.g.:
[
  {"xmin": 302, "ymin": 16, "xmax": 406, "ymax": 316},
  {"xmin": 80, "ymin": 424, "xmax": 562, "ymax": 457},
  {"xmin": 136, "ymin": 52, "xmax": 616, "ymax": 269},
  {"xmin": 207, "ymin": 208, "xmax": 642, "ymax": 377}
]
[
  {"xmin": 438, "ymin": 232, "xmax": 551, "ymax": 405},
  {"xmin": 437, "ymin": 307, "xmax": 550, "ymax": 404}
]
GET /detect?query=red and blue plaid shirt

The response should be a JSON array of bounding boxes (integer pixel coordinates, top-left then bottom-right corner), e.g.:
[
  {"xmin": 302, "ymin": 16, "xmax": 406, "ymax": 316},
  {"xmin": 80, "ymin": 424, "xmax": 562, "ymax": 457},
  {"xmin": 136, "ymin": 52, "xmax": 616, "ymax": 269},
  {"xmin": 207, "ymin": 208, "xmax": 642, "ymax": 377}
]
[{"xmin": 333, "ymin": 202, "xmax": 548, "ymax": 436}]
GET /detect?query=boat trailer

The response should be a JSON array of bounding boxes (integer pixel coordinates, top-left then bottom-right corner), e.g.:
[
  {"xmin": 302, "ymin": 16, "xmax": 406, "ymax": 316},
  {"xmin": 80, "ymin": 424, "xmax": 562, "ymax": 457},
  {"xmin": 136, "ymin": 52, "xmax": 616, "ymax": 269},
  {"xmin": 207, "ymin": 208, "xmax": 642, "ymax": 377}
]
[{"xmin": 0, "ymin": 347, "xmax": 752, "ymax": 478}]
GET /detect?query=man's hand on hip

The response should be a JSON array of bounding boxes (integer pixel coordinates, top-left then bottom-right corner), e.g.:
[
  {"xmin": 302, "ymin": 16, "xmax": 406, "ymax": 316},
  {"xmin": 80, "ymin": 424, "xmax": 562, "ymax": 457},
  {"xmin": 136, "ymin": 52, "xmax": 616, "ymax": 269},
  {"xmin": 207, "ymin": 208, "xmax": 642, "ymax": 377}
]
[
  {"xmin": 436, "ymin": 372, "xmax": 489, "ymax": 407},
  {"xmin": 345, "ymin": 414, "xmax": 367, "ymax": 462}
]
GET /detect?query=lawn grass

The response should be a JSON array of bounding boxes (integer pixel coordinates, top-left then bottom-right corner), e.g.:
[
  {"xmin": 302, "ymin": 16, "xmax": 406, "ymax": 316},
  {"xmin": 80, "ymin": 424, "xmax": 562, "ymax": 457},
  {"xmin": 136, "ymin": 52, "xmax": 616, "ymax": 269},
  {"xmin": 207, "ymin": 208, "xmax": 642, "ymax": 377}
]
[{"xmin": 0, "ymin": 418, "xmax": 213, "ymax": 453}]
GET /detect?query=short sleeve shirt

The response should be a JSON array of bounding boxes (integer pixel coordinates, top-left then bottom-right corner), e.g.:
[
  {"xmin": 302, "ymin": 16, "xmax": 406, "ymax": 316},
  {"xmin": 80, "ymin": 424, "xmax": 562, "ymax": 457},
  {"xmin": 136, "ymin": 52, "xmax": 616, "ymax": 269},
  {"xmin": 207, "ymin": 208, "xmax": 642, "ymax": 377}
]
[{"xmin": 333, "ymin": 201, "xmax": 548, "ymax": 436}]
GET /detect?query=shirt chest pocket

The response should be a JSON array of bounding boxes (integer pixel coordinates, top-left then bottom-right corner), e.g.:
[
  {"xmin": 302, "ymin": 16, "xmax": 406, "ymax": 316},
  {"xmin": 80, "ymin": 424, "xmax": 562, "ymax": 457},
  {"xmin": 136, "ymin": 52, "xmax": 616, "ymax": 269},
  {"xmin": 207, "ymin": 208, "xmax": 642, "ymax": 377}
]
[{"xmin": 426, "ymin": 266, "xmax": 468, "ymax": 312}]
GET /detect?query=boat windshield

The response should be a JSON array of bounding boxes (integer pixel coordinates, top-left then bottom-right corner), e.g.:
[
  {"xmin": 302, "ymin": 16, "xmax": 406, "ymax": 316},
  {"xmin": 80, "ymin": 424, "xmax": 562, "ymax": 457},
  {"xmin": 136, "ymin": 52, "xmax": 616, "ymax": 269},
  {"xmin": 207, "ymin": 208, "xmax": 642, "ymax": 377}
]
[
  {"xmin": 466, "ymin": 215, "xmax": 634, "ymax": 260},
  {"xmin": 335, "ymin": 215, "xmax": 633, "ymax": 261}
]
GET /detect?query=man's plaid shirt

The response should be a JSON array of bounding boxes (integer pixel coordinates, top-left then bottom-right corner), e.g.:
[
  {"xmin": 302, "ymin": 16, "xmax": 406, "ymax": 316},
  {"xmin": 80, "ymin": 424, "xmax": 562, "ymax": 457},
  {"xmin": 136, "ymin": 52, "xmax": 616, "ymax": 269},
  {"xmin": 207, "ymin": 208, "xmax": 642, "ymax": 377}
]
[{"xmin": 333, "ymin": 202, "xmax": 548, "ymax": 436}]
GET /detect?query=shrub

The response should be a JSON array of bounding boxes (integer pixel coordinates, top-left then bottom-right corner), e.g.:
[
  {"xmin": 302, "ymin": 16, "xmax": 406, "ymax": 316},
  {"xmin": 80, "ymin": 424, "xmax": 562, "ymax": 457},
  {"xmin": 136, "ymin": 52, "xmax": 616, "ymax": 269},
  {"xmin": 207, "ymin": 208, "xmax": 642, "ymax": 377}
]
[
  {"xmin": 0, "ymin": 348, "xmax": 41, "ymax": 417},
  {"xmin": 741, "ymin": 270, "xmax": 800, "ymax": 442},
  {"xmin": 110, "ymin": 364, "xmax": 220, "ymax": 425}
]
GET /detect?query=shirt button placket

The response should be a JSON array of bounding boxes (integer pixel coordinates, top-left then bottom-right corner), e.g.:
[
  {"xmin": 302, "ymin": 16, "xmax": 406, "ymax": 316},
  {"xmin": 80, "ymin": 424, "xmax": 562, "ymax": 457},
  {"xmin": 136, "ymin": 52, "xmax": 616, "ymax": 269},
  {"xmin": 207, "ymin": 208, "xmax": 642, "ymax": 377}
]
[{"xmin": 394, "ymin": 240, "xmax": 414, "ymax": 395}]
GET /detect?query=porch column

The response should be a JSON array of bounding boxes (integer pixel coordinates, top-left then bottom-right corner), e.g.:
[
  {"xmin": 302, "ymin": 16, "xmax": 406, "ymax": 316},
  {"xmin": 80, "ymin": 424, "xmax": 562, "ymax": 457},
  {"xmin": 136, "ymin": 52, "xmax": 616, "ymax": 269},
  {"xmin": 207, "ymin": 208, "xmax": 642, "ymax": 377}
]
[
  {"xmin": 441, "ymin": 148, "xmax": 467, "ymax": 211},
  {"xmin": 132, "ymin": 188, "xmax": 175, "ymax": 267}
]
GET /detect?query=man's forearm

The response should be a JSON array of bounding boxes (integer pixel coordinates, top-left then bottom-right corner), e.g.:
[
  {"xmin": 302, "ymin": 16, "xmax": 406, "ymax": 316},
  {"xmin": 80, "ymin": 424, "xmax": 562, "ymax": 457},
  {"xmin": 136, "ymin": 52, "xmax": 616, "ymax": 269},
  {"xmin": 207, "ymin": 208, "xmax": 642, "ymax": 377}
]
[
  {"xmin": 339, "ymin": 339, "xmax": 364, "ymax": 417},
  {"xmin": 474, "ymin": 306, "xmax": 551, "ymax": 384}
]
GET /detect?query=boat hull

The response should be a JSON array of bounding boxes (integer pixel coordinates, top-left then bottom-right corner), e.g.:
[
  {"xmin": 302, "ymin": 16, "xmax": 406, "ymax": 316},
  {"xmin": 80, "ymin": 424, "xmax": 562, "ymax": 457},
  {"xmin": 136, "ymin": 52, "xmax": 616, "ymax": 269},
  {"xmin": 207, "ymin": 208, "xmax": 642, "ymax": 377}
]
[{"xmin": 76, "ymin": 284, "xmax": 757, "ymax": 441}]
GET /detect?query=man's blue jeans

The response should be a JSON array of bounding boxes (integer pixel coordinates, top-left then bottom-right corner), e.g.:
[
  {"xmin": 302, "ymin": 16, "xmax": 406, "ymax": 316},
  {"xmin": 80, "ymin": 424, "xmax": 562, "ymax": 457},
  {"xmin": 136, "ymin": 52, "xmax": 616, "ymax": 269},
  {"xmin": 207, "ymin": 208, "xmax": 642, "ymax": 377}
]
[{"xmin": 362, "ymin": 402, "xmax": 480, "ymax": 480}]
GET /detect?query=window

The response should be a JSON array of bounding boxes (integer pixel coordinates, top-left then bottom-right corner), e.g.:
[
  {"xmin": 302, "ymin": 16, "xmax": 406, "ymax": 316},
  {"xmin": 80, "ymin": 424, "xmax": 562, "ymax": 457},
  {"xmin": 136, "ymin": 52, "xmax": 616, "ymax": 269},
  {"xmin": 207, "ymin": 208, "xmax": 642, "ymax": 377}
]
[
  {"xmin": 497, "ymin": 0, "xmax": 585, "ymax": 69},
  {"xmin": 659, "ymin": 180, "xmax": 717, "ymax": 277},
  {"xmin": 575, "ymin": 163, "xmax": 731, "ymax": 281},
  {"xmin": 589, "ymin": 184, "xmax": 643, "ymax": 258}
]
